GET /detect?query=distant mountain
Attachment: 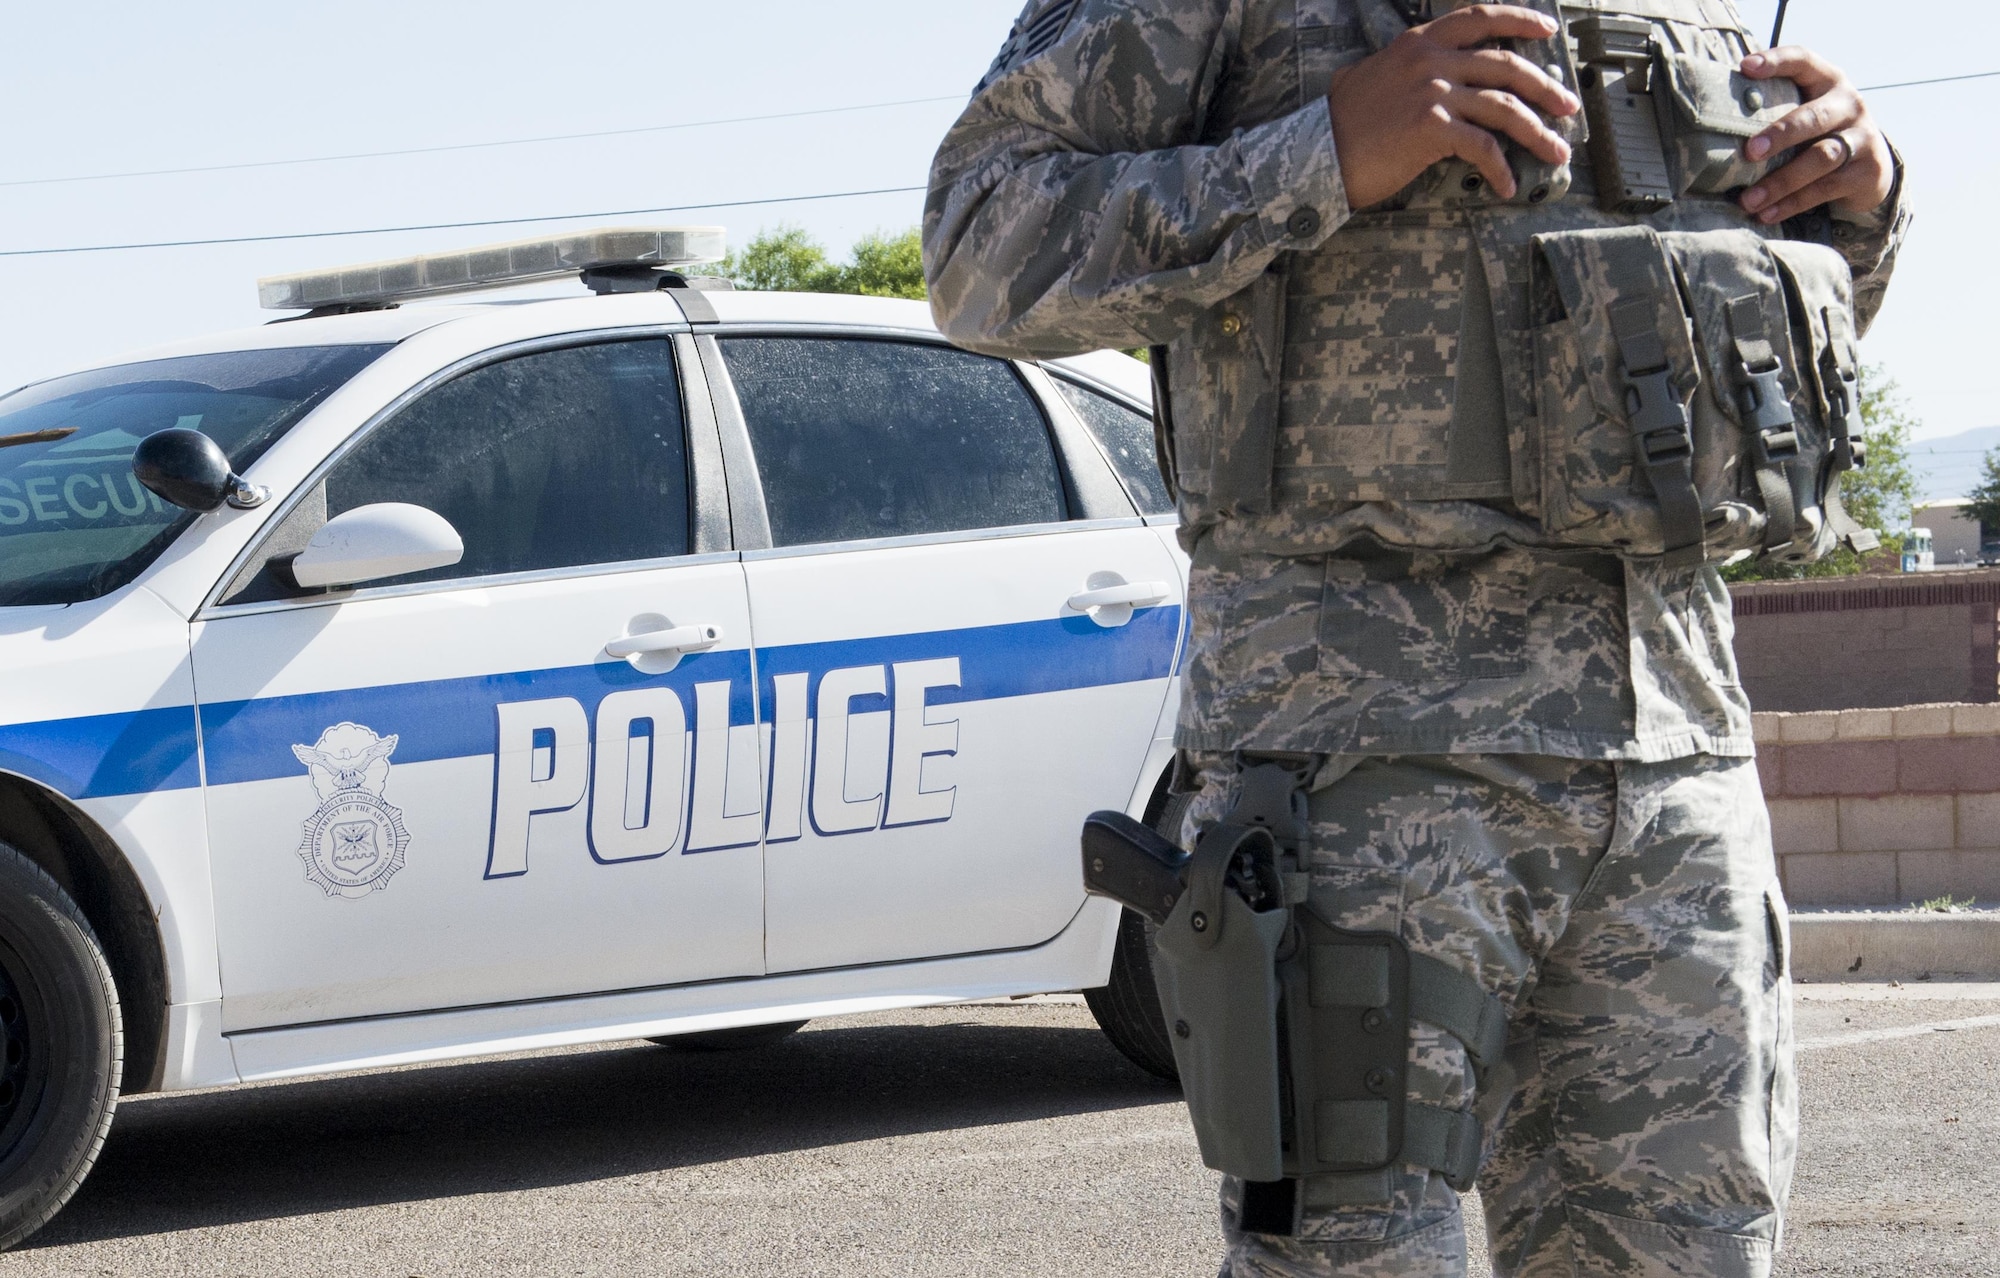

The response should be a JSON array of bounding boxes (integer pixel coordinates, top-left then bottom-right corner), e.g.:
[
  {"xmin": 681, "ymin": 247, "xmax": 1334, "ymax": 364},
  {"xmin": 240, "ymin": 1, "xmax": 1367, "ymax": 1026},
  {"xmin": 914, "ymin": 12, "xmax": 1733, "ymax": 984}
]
[{"xmin": 1909, "ymin": 426, "xmax": 2000, "ymax": 503}]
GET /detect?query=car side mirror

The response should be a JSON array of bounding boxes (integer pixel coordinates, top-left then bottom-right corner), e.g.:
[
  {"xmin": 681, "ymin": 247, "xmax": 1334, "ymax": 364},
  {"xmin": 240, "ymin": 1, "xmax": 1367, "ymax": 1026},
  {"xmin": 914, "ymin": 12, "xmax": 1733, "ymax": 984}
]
[
  {"xmin": 289, "ymin": 503, "xmax": 466, "ymax": 589},
  {"xmin": 132, "ymin": 428, "xmax": 269, "ymax": 512}
]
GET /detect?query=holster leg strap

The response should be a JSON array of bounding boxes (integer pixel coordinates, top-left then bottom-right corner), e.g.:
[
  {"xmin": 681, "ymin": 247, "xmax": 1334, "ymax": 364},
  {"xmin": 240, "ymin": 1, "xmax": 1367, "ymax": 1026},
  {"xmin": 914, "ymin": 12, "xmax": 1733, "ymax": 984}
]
[
  {"xmin": 1407, "ymin": 952, "xmax": 1509, "ymax": 1071},
  {"xmin": 1404, "ymin": 1101, "xmax": 1484, "ymax": 1192}
]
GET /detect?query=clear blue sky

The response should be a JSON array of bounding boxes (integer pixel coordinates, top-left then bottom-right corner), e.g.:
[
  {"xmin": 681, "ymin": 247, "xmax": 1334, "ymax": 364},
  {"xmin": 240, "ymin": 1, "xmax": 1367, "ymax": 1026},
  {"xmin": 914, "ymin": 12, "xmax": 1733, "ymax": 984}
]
[{"xmin": 0, "ymin": 1, "xmax": 1989, "ymax": 448}]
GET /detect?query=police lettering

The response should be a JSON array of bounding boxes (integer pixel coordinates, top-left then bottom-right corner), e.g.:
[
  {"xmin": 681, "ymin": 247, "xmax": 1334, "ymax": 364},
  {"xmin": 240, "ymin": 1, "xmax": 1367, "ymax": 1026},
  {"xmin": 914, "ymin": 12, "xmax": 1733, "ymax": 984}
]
[{"xmin": 485, "ymin": 660, "xmax": 962, "ymax": 878}]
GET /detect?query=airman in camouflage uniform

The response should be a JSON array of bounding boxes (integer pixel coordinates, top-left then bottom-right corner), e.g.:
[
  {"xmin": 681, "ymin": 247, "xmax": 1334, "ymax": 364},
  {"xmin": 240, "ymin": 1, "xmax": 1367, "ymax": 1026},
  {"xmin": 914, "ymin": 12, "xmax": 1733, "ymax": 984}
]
[{"xmin": 924, "ymin": 1, "xmax": 1908, "ymax": 1273}]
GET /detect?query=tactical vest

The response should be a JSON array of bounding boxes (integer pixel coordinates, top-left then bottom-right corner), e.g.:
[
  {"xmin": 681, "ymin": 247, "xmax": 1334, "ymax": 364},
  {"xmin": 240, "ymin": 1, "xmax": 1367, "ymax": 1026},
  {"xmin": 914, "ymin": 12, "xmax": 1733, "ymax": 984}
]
[{"xmin": 1159, "ymin": 0, "xmax": 1873, "ymax": 568}]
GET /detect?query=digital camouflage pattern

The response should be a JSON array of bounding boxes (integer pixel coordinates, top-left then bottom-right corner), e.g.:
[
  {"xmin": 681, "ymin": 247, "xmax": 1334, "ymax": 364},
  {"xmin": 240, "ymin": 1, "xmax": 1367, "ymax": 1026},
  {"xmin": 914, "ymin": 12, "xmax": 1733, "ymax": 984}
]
[
  {"xmin": 1185, "ymin": 751, "xmax": 1793, "ymax": 1277},
  {"xmin": 926, "ymin": 0, "xmax": 1884, "ymax": 1271},
  {"xmin": 924, "ymin": 0, "xmax": 1910, "ymax": 761},
  {"xmin": 1178, "ymin": 542, "xmax": 1751, "ymax": 760}
]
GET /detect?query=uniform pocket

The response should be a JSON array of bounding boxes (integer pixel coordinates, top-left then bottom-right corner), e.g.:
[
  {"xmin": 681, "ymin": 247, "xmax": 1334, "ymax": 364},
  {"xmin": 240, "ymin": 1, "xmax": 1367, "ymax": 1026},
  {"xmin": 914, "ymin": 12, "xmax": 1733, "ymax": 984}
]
[
  {"xmin": 1526, "ymin": 226, "xmax": 1701, "ymax": 554},
  {"xmin": 1525, "ymin": 225, "xmax": 1775, "ymax": 560},
  {"xmin": 1276, "ymin": 219, "xmax": 1508, "ymax": 503},
  {"xmin": 1317, "ymin": 548, "xmax": 1528, "ymax": 683},
  {"xmin": 1662, "ymin": 52, "xmax": 1800, "ymax": 197},
  {"xmin": 1531, "ymin": 311, "xmax": 1639, "ymax": 542},
  {"xmin": 1768, "ymin": 239, "xmax": 1875, "ymax": 556}
]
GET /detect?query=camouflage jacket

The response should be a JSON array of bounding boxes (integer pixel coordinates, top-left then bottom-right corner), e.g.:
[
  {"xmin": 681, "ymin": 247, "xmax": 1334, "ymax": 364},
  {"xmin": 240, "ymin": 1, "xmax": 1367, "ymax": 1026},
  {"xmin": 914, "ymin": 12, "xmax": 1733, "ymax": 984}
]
[{"xmin": 924, "ymin": 0, "xmax": 1910, "ymax": 760}]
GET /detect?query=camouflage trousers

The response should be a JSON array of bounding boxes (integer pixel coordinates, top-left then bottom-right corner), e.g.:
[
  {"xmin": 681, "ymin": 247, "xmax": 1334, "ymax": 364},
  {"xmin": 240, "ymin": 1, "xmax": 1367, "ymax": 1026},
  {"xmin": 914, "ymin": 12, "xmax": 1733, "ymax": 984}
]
[{"xmin": 1179, "ymin": 751, "xmax": 1796, "ymax": 1277}]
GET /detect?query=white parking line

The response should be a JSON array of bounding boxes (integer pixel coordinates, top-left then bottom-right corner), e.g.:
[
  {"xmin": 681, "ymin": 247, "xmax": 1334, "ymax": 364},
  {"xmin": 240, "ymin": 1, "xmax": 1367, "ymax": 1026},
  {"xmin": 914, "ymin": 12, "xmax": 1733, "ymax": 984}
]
[{"xmin": 1798, "ymin": 1013, "xmax": 2000, "ymax": 1051}]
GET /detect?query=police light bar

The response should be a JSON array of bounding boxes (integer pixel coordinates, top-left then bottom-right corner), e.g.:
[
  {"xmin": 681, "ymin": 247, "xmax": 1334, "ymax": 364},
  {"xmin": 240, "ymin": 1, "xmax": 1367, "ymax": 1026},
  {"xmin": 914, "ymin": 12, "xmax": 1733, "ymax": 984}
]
[{"xmin": 257, "ymin": 225, "xmax": 727, "ymax": 311}]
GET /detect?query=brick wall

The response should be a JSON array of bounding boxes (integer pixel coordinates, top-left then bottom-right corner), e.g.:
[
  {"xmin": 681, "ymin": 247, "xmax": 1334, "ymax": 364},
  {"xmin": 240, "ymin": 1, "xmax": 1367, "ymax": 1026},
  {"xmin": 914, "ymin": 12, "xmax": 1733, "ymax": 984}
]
[
  {"xmin": 1755, "ymin": 704, "xmax": 2000, "ymax": 908},
  {"xmin": 1730, "ymin": 569, "xmax": 2000, "ymax": 711}
]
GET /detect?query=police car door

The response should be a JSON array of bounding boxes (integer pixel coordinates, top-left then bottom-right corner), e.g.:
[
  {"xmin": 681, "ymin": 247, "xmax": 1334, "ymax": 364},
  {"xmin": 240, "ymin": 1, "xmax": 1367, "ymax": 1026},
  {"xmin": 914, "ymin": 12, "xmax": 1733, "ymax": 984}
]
[
  {"xmin": 190, "ymin": 337, "xmax": 765, "ymax": 1031},
  {"xmin": 712, "ymin": 335, "xmax": 1183, "ymax": 973}
]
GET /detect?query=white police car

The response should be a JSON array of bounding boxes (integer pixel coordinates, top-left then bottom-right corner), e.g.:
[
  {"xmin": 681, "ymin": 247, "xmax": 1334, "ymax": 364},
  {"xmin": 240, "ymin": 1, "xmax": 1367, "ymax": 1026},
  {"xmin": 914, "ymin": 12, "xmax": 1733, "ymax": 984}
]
[{"xmin": 0, "ymin": 228, "xmax": 1186, "ymax": 1246}]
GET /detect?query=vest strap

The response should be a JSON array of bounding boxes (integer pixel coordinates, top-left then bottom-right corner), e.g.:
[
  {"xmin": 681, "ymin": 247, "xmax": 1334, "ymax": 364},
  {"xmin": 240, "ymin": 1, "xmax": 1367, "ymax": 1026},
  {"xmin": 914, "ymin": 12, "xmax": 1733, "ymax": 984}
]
[
  {"xmin": 1605, "ymin": 276, "xmax": 1707, "ymax": 568},
  {"xmin": 1725, "ymin": 292, "xmax": 1802, "ymax": 554}
]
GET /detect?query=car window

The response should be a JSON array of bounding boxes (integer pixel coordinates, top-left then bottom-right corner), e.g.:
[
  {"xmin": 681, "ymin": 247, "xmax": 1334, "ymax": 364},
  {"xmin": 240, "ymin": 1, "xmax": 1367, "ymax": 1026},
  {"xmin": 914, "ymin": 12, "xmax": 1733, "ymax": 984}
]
[
  {"xmin": 718, "ymin": 337, "xmax": 1067, "ymax": 547},
  {"xmin": 0, "ymin": 345, "xmax": 391, "ymax": 607},
  {"xmin": 1051, "ymin": 377, "xmax": 1173, "ymax": 515},
  {"xmin": 325, "ymin": 339, "xmax": 689, "ymax": 586}
]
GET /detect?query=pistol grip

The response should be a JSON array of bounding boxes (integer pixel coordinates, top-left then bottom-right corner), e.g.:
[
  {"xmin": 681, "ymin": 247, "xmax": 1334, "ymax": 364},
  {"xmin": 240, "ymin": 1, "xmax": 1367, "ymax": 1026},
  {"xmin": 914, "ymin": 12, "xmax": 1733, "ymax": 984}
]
[{"xmin": 1081, "ymin": 810, "xmax": 1189, "ymax": 926}]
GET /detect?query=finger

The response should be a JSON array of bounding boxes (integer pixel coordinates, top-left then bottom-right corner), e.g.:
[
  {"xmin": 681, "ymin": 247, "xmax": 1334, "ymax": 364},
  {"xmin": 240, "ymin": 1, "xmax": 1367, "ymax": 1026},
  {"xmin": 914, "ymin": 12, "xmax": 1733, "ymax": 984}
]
[
  {"xmin": 1744, "ymin": 88, "xmax": 1861, "ymax": 162},
  {"xmin": 1754, "ymin": 165, "xmax": 1876, "ymax": 224},
  {"xmin": 1454, "ymin": 47, "xmax": 1581, "ymax": 116},
  {"xmin": 1438, "ymin": 116, "xmax": 1517, "ymax": 198},
  {"xmin": 1423, "ymin": 4, "xmax": 1560, "ymax": 50},
  {"xmin": 1450, "ymin": 87, "xmax": 1572, "ymax": 165},
  {"xmin": 1739, "ymin": 45, "xmax": 1842, "ymax": 98},
  {"xmin": 1741, "ymin": 134, "xmax": 1850, "ymax": 214}
]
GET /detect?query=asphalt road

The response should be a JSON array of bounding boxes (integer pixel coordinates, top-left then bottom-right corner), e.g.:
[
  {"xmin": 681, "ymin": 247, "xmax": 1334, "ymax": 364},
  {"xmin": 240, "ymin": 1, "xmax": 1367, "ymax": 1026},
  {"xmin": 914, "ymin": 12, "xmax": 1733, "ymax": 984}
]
[{"xmin": 3, "ymin": 985, "xmax": 1995, "ymax": 1276}]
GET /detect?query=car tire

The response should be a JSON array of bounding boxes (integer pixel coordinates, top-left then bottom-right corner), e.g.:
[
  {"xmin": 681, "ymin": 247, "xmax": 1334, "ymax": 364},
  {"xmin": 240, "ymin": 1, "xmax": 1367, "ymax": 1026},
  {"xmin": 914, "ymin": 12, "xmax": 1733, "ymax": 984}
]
[
  {"xmin": 0, "ymin": 842, "xmax": 122, "ymax": 1252},
  {"xmin": 1083, "ymin": 791, "xmax": 1186, "ymax": 1084},
  {"xmin": 648, "ymin": 1020, "xmax": 809, "ymax": 1052}
]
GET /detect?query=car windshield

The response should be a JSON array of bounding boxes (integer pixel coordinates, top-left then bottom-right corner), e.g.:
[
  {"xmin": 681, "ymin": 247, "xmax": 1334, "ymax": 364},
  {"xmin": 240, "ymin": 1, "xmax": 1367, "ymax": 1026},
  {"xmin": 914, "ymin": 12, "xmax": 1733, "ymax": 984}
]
[{"xmin": 0, "ymin": 344, "xmax": 391, "ymax": 607}]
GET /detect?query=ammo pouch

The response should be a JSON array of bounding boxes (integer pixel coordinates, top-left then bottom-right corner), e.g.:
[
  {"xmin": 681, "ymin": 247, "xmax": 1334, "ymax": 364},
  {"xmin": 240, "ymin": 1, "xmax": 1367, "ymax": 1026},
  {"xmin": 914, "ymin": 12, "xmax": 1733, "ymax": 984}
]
[
  {"xmin": 1575, "ymin": 13, "xmax": 1802, "ymax": 213},
  {"xmin": 1527, "ymin": 224, "xmax": 1873, "ymax": 567},
  {"xmin": 1151, "ymin": 764, "xmax": 1507, "ymax": 1216}
]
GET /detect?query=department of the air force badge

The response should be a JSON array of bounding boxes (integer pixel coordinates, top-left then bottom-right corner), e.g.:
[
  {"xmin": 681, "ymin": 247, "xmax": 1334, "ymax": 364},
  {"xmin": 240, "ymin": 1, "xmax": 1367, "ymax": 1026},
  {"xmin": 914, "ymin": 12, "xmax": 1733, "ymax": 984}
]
[{"xmin": 291, "ymin": 723, "xmax": 409, "ymax": 899}]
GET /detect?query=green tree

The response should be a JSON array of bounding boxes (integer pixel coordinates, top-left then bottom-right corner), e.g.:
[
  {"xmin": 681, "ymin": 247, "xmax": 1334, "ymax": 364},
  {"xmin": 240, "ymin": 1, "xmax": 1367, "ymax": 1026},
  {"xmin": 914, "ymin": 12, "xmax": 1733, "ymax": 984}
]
[
  {"xmin": 841, "ymin": 229, "xmax": 928, "ymax": 299},
  {"xmin": 715, "ymin": 225, "xmax": 838, "ymax": 293},
  {"xmin": 700, "ymin": 225, "xmax": 926, "ymax": 300},
  {"xmin": 1722, "ymin": 363, "xmax": 1919, "ymax": 581},
  {"xmin": 1960, "ymin": 447, "xmax": 2000, "ymax": 535}
]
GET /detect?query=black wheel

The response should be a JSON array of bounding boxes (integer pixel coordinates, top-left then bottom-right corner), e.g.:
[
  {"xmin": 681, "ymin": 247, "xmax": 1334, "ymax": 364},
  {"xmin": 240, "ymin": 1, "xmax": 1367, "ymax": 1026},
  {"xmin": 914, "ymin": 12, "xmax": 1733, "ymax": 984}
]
[
  {"xmin": 1083, "ymin": 792, "xmax": 1186, "ymax": 1083},
  {"xmin": 0, "ymin": 843, "xmax": 121, "ymax": 1251},
  {"xmin": 648, "ymin": 1020, "xmax": 809, "ymax": 1052}
]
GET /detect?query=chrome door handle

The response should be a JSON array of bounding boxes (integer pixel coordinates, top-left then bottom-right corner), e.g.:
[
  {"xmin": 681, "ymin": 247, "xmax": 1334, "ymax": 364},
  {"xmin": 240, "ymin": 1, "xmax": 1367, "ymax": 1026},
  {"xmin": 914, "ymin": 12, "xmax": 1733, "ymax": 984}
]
[
  {"xmin": 1066, "ymin": 581, "xmax": 1171, "ymax": 611},
  {"xmin": 605, "ymin": 623, "xmax": 724, "ymax": 659}
]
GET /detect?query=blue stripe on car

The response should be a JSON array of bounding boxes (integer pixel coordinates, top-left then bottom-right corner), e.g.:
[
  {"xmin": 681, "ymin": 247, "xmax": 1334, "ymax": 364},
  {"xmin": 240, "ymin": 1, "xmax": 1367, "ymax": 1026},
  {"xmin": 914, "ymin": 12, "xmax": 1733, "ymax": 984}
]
[
  {"xmin": 0, "ymin": 607, "xmax": 1178, "ymax": 799},
  {"xmin": 0, "ymin": 705, "xmax": 200, "ymax": 800},
  {"xmin": 203, "ymin": 607, "xmax": 1178, "ymax": 786}
]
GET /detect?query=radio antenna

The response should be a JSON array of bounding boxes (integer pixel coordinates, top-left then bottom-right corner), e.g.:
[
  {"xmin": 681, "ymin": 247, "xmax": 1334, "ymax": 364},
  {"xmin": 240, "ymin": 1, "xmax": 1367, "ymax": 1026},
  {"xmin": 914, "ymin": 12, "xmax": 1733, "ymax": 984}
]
[{"xmin": 1771, "ymin": 0, "xmax": 1791, "ymax": 46}]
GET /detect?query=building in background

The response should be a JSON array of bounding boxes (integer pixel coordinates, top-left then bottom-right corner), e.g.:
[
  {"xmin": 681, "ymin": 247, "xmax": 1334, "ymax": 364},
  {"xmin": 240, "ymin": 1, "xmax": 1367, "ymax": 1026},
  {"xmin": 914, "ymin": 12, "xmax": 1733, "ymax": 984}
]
[{"xmin": 1910, "ymin": 497, "xmax": 1992, "ymax": 568}]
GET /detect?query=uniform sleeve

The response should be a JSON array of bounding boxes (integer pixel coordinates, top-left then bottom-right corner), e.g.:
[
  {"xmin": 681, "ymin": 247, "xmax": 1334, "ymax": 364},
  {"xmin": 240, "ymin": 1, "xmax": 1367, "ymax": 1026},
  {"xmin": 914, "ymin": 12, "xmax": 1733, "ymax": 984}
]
[
  {"xmin": 922, "ymin": 0, "xmax": 1349, "ymax": 359},
  {"xmin": 1827, "ymin": 141, "xmax": 1912, "ymax": 336}
]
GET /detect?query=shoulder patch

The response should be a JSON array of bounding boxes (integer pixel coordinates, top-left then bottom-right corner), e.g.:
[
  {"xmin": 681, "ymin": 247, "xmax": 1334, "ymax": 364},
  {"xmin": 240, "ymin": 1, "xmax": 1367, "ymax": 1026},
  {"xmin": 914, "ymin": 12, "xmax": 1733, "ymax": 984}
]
[{"xmin": 975, "ymin": 0, "xmax": 1082, "ymax": 94}]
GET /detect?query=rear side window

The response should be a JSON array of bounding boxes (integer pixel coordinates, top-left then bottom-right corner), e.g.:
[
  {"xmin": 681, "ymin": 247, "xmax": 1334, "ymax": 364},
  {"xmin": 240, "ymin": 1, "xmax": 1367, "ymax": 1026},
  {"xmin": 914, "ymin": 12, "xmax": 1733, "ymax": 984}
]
[
  {"xmin": 719, "ymin": 337, "xmax": 1066, "ymax": 547},
  {"xmin": 1052, "ymin": 377, "xmax": 1172, "ymax": 515},
  {"xmin": 325, "ymin": 339, "xmax": 689, "ymax": 586}
]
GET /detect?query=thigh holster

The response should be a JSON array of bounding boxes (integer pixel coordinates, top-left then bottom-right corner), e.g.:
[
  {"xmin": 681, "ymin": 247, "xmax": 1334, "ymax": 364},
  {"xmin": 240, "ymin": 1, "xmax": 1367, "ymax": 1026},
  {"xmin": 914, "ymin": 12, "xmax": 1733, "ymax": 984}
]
[{"xmin": 1152, "ymin": 761, "xmax": 1508, "ymax": 1223}]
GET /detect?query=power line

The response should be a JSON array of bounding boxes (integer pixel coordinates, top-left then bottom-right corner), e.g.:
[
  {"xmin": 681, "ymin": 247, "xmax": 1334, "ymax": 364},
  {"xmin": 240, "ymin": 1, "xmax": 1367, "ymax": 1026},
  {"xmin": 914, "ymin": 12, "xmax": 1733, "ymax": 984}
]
[
  {"xmin": 0, "ymin": 185, "xmax": 929, "ymax": 259},
  {"xmin": 0, "ymin": 65, "xmax": 1981, "ymax": 261},
  {"xmin": 1859, "ymin": 70, "xmax": 2000, "ymax": 92},
  {"xmin": 0, "ymin": 95, "xmax": 966, "ymax": 190},
  {"xmin": 0, "ymin": 63, "xmax": 1978, "ymax": 194}
]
